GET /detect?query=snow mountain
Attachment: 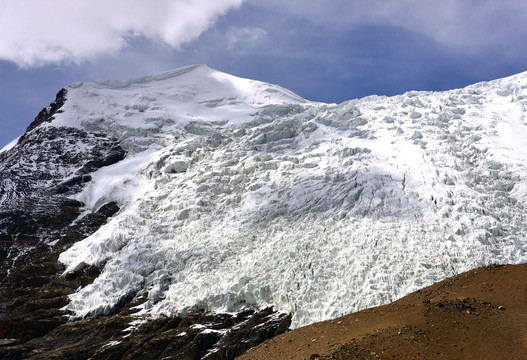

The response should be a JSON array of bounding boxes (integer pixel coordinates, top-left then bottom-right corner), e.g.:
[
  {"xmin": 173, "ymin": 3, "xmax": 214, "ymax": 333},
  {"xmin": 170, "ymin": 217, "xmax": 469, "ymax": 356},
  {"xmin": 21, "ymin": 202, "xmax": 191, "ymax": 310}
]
[{"xmin": 1, "ymin": 65, "xmax": 527, "ymax": 355}]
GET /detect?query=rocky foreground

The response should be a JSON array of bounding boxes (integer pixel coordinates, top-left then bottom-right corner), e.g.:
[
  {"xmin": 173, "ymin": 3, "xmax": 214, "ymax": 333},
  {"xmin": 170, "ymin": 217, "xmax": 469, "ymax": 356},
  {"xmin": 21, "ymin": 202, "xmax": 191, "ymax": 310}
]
[{"xmin": 239, "ymin": 263, "xmax": 527, "ymax": 360}]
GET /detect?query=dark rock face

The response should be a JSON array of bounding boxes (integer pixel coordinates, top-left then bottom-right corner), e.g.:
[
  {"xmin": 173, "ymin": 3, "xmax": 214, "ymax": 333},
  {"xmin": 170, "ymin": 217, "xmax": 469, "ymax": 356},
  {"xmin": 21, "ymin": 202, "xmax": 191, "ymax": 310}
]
[
  {"xmin": 24, "ymin": 88, "xmax": 67, "ymax": 133},
  {"xmin": 0, "ymin": 91, "xmax": 291, "ymax": 359},
  {"xmin": 1, "ymin": 304, "xmax": 291, "ymax": 360},
  {"xmin": 0, "ymin": 124, "xmax": 127, "ymax": 283},
  {"xmin": 0, "ymin": 90, "xmax": 126, "ymax": 346}
]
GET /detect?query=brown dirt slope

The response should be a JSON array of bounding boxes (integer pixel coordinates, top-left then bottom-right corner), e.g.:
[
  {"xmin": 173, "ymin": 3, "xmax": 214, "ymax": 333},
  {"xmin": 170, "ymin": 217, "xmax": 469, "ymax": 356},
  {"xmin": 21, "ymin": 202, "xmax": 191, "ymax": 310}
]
[{"xmin": 238, "ymin": 263, "xmax": 527, "ymax": 360}]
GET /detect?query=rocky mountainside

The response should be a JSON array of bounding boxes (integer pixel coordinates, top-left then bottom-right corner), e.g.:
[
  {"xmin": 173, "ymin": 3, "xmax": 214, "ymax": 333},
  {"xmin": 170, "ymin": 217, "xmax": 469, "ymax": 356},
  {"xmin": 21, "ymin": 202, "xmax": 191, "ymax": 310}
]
[{"xmin": 0, "ymin": 64, "xmax": 527, "ymax": 358}]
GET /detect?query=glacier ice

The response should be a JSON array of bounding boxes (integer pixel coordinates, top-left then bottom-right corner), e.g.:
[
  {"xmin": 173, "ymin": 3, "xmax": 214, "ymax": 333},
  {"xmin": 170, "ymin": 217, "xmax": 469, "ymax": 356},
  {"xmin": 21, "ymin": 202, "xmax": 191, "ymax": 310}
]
[{"xmin": 53, "ymin": 65, "xmax": 527, "ymax": 327}]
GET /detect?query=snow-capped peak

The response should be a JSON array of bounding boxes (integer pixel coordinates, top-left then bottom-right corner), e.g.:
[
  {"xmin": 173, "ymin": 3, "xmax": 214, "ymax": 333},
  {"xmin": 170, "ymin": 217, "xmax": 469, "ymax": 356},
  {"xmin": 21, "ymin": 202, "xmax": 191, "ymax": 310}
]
[
  {"xmin": 76, "ymin": 64, "xmax": 306, "ymax": 106},
  {"xmin": 46, "ymin": 65, "xmax": 306, "ymax": 156}
]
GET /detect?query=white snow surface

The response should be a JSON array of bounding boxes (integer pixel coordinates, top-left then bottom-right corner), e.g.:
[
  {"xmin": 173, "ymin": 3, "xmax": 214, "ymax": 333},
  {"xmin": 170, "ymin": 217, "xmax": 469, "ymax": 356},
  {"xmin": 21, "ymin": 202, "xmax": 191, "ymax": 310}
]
[{"xmin": 53, "ymin": 65, "xmax": 527, "ymax": 328}]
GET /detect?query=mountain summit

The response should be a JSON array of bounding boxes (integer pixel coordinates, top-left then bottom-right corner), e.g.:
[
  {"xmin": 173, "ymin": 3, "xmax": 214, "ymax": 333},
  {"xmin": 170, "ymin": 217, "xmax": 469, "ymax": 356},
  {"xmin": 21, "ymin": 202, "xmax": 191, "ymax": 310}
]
[{"xmin": 1, "ymin": 66, "xmax": 527, "ymax": 358}]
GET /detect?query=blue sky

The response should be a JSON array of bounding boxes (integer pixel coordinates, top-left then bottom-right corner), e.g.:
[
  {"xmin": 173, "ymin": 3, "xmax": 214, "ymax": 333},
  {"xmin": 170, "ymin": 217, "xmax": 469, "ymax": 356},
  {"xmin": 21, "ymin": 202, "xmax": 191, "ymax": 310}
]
[{"xmin": 1, "ymin": 0, "xmax": 526, "ymax": 148}]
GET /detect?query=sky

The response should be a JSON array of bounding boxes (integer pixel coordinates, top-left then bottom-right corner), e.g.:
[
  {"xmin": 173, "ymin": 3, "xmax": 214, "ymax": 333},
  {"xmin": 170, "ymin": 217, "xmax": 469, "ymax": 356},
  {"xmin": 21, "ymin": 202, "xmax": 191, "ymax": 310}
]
[{"xmin": 1, "ymin": 0, "xmax": 526, "ymax": 148}]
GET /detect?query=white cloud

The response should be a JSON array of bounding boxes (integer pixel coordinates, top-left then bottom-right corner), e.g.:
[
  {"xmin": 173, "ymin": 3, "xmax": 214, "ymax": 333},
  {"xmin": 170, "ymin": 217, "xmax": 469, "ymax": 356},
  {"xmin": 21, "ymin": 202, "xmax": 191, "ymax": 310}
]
[
  {"xmin": 2, "ymin": 0, "xmax": 525, "ymax": 70},
  {"xmin": 0, "ymin": 0, "xmax": 242, "ymax": 68},
  {"xmin": 252, "ymin": 0, "xmax": 527, "ymax": 53},
  {"xmin": 227, "ymin": 27, "xmax": 267, "ymax": 52}
]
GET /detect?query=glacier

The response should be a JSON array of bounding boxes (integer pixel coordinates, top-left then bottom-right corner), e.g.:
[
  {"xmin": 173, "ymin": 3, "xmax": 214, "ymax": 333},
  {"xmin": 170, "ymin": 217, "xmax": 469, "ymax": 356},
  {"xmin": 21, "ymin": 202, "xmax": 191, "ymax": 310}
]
[{"xmin": 46, "ymin": 64, "xmax": 527, "ymax": 328}]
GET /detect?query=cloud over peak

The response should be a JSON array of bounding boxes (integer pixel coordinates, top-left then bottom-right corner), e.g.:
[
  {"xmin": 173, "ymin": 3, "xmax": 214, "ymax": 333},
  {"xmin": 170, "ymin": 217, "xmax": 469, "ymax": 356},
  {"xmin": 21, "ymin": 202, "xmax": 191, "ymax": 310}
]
[
  {"xmin": 253, "ymin": 0, "xmax": 527, "ymax": 53},
  {"xmin": 0, "ymin": 0, "xmax": 242, "ymax": 68},
  {"xmin": 227, "ymin": 27, "xmax": 268, "ymax": 53}
]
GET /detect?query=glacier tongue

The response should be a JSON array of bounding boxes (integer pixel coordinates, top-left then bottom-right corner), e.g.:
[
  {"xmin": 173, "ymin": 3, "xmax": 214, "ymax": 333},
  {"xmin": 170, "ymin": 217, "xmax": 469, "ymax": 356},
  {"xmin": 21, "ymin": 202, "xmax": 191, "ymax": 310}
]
[{"xmin": 58, "ymin": 66, "xmax": 527, "ymax": 327}]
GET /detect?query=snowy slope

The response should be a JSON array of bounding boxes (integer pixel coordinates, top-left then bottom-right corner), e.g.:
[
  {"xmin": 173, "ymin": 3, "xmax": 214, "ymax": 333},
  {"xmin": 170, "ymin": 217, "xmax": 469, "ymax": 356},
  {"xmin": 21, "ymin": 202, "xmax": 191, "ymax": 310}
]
[{"xmin": 49, "ymin": 65, "xmax": 527, "ymax": 328}]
